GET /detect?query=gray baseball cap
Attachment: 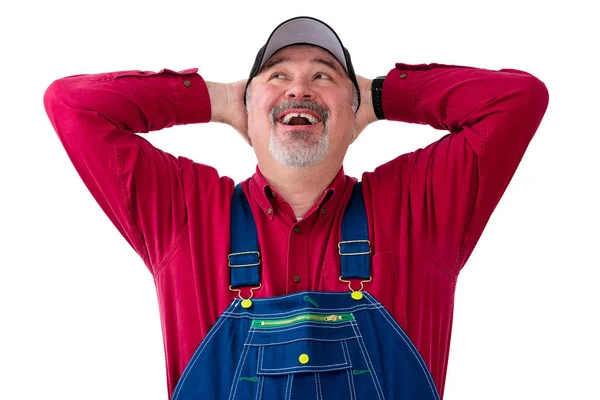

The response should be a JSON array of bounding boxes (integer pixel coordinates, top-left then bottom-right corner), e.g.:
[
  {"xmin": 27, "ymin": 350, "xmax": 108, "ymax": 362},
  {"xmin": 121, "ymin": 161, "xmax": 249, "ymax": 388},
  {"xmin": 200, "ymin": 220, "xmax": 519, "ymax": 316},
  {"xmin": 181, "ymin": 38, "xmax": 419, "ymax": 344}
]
[{"xmin": 244, "ymin": 16, "xmax": 360, "ymax": 110}]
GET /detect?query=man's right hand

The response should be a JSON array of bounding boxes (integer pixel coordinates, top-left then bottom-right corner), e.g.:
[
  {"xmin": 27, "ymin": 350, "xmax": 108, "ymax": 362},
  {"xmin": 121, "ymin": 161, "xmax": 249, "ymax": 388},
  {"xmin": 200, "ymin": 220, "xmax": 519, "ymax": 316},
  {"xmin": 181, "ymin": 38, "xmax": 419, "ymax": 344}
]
[{"xmin": 206, "ymin": 80, "xmax": 251, "ymax": 145}]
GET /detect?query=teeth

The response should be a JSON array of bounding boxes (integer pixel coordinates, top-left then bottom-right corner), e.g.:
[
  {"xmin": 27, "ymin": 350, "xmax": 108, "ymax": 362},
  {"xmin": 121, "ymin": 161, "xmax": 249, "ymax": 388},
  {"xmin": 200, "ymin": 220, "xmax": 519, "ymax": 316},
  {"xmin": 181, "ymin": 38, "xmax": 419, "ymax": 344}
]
[
  {"xmin": 281, "ymin": 112, "xmax": 319, "ymax": 125},
  {"xmin": 301, "ymin": 113, "xmax": 318, "ymax": 124},
  {"xmin": 281, "ymin": 114, "xmax": 296, "ymax": 124}
]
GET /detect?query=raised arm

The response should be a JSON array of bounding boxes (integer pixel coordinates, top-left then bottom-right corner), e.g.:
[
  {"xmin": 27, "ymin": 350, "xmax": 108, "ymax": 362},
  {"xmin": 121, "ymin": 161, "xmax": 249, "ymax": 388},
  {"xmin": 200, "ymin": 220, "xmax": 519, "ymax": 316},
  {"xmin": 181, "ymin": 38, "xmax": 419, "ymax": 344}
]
[
  {"xmin": 43, "ymin": 69, "xmax": 243, "ymax": 274},
  {"xmin": 364, "ymin": 63, "xmax": 549, "ymax": 274}
]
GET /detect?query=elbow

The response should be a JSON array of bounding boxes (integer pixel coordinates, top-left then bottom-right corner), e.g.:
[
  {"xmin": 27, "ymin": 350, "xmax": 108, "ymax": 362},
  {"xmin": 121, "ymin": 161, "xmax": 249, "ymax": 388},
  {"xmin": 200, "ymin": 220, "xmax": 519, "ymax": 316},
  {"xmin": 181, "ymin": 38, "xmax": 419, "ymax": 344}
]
[
  {"xmin": 43, "ymin": 77, "xmax": 69, "ymax": 121},
  {"xmin": 43, "ymin": 74, "xmax": 87, "ymax": 126},
  {"xmin": 501, "ymin": 73, "xmax": 550, "ymax": 139},
  {"xmin": 518, "ymin": 74, "xmax": 550, "ymax": 123}
]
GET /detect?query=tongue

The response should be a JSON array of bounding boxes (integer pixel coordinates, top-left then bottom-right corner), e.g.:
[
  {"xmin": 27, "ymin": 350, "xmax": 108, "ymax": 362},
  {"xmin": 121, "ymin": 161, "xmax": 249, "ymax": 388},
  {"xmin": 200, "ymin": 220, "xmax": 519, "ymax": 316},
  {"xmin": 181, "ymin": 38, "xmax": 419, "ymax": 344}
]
[{"xmin": 288, "ymin": 116, "xmax": 311, "ymax": 126}]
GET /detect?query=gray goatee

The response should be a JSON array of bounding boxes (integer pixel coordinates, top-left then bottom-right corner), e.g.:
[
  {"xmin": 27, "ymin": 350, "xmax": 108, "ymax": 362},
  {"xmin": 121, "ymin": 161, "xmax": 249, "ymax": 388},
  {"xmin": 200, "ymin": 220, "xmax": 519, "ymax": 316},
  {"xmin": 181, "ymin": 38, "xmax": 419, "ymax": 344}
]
[{"xmin": 268, "ymin": 100, "xmax": 330, "ymax": 169}]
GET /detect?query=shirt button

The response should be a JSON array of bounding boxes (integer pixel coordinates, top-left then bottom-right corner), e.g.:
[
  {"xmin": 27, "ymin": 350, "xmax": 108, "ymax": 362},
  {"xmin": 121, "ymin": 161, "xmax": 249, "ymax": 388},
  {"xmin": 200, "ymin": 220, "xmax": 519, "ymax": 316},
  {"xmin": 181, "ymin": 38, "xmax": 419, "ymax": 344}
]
[
  {"xmin": 399, "ymin": 73, "xmax": 408, "ymax": 79},
  {"xmin": 294, "ymin": 226, "xmax": 301, "ymax": 234},
  {"xmin": 293, "ymin": 275, "xmax": 301, "ymax": 283},
  {"xmin": 267, "ymin": 208, "xmax": 273, "ymax": 214},
  {"xmin": 321, "ymin": 208, "xmax": 326, "ymax": 215},
  {"xmin": 183, "ymin": 80, "xmax": 192, "ymax": 87}
]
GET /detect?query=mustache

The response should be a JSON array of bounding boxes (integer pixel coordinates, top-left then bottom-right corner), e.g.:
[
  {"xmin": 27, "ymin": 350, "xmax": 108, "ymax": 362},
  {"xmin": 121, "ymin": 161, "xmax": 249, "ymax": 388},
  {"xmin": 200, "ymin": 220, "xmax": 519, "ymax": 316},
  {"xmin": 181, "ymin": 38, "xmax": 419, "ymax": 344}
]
[{"xmin": 269, "ymin": 100, "xmax": 330, "ymax": 125}]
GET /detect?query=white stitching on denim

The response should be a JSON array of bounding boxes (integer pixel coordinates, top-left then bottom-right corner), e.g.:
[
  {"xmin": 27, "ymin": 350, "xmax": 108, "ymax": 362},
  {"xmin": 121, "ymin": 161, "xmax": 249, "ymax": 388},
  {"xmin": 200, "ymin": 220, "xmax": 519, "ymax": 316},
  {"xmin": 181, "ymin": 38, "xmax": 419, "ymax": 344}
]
[
  {"xmin": 249, "ymin": 321, "xmax": 356, "ymax": 334},
  {"xmin": 223, "ymin": 303, "xmax": 382, "ymax": 318},
  {"xmin": 248, "ymin": 321, "xmax": 356, "ymax": 335},
  {"xmin": 341, "ymin": 341, "xmax": 349, "ymax": 365},
  {"xmin": 258, "ymin": 346, "xmax": 264, "ymax": 374},
  {"xmin": 260, "ymin": 374, "xmax": 265, "ymax": 400},
  {"xmin": 223, "ymin": 305, "xmax": 382, "ymax": 318},
  {"xmin": 254, "ymin": 348, "xmax": 264, "ymax": 400},
  {"xmin": 247, "ymin": 336, "xmax": 360, "ymax": 347},
  {"xmin": 346, "ymin": 369, "xmax": 357, "ymax": 400},
  {"xmin": 363, "ymin": 293, "xmax": 440, "ymax": 399},
  {"xmin": 229, "ymin": 325, "xmax": 258, "ymax": 400},
  {"xmin": 172, "ymin": 299, "xmax": 237, "ymax": 400},
  {"xmin": 350, "ymin": 322, "xmax": 385, "ymax": 400},
  {"xmin": 315, "ymin": 373, "xmax": 322, "ymax": 400},
  {"xmin": 285, "ymin": 374, "xmax": 294, "ymax": 400},
  {"xmin": 343, "ymin": 342, "xmax": 357, "ymax": 400},
  {"xmin": 260, "ymin": 361, "xmax": 349, "ymax": 373},
  {"xmin": 254, "ymin": 375, "xmax": 263, "ymax": 400}
]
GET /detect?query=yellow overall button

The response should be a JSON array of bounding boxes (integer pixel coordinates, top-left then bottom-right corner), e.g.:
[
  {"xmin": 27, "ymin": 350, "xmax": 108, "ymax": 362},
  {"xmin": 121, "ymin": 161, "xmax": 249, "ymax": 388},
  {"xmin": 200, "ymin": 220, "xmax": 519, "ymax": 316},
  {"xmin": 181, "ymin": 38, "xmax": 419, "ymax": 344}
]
[
  {"xmin": 351, "ymin": 291, "xmax": 363, "ymax": 301},
  {"xmin": 241, "ymin": 299, "xmax": 253, "ymax": 308},
  {"xmin": 299, "ymin": 354, "xmax": 309, "ymax": 364}
]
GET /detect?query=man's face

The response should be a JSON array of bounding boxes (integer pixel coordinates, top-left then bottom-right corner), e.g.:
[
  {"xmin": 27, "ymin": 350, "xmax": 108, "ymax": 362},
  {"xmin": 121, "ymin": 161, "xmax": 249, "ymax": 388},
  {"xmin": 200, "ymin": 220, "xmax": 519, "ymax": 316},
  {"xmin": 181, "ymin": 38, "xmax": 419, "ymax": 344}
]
[{"xmin": 246, "ymin": 45, "xmax": 357, "ymax": 170}]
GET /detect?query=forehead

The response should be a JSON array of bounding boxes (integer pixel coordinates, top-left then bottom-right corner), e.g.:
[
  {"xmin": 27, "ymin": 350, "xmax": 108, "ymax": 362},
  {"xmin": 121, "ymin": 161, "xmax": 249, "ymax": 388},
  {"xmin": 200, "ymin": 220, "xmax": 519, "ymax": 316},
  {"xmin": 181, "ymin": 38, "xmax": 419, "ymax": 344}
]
[{"xmin": 261, "ymin": 44, "xmax": 345, "ymax": 72}]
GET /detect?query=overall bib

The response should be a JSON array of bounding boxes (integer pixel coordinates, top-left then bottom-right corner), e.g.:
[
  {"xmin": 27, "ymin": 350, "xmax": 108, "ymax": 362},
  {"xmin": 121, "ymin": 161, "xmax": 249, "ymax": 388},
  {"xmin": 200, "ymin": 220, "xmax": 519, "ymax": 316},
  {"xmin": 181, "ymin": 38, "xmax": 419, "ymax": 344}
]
[{"xmin": 171, "ymin": 183, "xmax": 440, "ymax": 400}]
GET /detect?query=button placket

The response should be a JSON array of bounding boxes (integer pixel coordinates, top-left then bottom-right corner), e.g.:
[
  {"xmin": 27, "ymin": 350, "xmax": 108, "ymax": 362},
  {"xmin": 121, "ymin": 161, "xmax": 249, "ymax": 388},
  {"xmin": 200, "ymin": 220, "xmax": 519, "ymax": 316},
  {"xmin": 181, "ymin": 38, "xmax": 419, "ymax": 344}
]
[{"xmin": 288, "ymin": 223, "xmax": 308, "ymax": 293}]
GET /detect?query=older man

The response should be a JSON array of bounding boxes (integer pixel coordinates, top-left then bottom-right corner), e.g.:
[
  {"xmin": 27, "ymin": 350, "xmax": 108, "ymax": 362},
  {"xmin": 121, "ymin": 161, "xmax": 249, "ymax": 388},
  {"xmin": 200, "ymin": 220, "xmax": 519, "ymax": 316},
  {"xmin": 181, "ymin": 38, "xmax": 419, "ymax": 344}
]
[{"xmin": 44, "ymin": 16, "xmax": 548, "ymax": 400}]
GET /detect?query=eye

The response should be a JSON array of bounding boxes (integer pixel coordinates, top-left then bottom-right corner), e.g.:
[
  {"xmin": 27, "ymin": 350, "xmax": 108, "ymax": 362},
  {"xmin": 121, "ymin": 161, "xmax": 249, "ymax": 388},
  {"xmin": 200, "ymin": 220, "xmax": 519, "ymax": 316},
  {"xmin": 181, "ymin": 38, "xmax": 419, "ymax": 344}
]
[
  {"xmin": 269, "ymin": 73, "xmax": 287, "ymax": 80},
  {"xmin": 314, "ymin": 73, "xmax": 331, "ymax": 80}
]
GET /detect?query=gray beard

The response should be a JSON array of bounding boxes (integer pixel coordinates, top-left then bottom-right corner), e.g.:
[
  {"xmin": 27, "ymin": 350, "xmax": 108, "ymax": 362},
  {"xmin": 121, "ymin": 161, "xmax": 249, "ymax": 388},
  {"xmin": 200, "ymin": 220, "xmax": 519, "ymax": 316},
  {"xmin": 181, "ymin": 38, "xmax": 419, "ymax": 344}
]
[
  {"xmin": 268, "ymin": 100, "xmax": 330, "ymax": 169},
  {"xmin": 269, "ymin": 126, "xmax": 329, "ymax": 169}
]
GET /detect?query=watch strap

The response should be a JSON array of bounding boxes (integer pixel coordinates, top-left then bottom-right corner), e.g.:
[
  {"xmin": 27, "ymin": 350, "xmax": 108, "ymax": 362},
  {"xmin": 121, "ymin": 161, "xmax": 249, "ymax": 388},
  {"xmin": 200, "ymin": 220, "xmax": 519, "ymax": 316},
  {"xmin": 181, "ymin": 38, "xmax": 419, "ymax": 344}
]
[{"xmin": 371, "ymin": 76, "xmax": 386, "ymax": 120}]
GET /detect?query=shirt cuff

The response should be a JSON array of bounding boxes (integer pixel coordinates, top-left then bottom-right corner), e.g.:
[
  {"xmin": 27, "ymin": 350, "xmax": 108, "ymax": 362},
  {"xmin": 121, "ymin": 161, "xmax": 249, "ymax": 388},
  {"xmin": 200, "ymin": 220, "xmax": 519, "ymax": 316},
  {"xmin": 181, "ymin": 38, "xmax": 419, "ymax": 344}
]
[
  {"xmin": 169, "ymin": 68, "xmax": 212, "ymax": 125},
  {"xmin": 382, "ymin": 64, "xmax": 420, "ymax": 124}
]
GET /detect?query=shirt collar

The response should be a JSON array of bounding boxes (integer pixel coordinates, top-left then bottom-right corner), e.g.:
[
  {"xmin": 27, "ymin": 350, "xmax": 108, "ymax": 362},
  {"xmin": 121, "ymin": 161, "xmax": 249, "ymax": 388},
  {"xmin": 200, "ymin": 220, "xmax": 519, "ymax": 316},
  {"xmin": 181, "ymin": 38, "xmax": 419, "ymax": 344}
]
[{"xmin": 249, "ymin": 165, "xmax": 348, "ymax": 222}]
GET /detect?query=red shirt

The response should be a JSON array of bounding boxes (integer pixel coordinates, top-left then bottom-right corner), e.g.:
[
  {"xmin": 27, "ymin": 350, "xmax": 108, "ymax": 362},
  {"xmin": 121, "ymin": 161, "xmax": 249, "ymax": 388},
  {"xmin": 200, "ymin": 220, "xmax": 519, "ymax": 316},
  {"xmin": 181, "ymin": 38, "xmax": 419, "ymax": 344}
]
[{"xmin": 43, "ymin": 63, "xmax": 548, "ymax": 398}]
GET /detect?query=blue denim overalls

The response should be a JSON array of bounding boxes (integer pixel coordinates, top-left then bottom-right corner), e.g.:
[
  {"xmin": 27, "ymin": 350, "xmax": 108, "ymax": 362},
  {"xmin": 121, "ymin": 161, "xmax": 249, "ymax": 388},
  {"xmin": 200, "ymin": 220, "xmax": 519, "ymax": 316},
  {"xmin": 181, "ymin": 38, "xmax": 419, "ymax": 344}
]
[{"xmin": 171, "ymin": 183, "xmax": 440, "ymax": 399}]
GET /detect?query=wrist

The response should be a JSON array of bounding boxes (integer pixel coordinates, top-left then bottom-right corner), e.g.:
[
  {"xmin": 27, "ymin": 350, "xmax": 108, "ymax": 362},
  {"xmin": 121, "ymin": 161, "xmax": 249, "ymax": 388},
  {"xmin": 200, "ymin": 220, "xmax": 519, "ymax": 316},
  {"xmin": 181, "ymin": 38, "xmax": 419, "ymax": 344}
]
[
  {"xmin": 206, "ymin": 81, "xmax": 232, "ymax": 124},
  {"xmin": 359, "ymin": 77, "xmax": 377, "ymax": 124}
]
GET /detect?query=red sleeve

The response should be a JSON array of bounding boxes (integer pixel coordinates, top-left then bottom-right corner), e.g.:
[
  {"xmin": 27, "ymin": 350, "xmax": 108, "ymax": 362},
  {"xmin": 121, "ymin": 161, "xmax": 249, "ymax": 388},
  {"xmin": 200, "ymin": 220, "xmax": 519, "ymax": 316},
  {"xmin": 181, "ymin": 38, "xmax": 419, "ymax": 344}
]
[
  {"xmin": 43, "ymin": 68, "xmax": 212, "ymax": 274},
  {"xmin": 368, "ymin": 63, "xmax": 549, "ymax": 274}
]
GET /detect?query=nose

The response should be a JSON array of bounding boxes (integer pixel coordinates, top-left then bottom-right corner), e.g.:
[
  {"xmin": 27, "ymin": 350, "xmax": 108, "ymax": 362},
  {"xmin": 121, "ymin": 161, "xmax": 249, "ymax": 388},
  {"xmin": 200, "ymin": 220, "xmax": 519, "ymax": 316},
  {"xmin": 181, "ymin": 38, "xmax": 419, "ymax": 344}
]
[{"xmin": 284, "ymin": 80, "xmax": 315, "ymax": 100}]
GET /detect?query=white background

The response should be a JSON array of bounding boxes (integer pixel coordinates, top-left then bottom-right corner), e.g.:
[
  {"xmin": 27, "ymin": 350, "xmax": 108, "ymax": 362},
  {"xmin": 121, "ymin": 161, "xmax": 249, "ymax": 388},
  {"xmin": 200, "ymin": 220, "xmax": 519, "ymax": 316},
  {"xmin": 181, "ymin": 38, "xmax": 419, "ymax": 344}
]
[{"xmin": 1, "ymin": 0, "xmax": 598, "ymax": 399}]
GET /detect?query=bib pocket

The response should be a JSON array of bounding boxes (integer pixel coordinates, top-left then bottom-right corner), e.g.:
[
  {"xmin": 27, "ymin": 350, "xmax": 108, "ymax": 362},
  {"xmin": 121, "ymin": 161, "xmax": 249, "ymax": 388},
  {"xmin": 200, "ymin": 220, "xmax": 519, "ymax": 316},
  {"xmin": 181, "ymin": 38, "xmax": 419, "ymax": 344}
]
[
  {"xmin": 230, "ymin": 313, "xmax": 380, "ymax": 399},
  {"xmin": 249, "ymin": 313, "xmax": 356, "ymax": 375}
]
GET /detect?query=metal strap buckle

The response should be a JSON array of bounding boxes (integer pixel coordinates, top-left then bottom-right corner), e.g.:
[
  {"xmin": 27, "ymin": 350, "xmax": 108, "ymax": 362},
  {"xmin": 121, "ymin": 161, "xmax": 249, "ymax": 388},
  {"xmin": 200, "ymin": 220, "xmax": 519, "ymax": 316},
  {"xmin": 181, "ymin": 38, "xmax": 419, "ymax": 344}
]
[
  {"xmin": 228, "ymin": 251, "xmax": 260, "ymax": 268},
  {"xmin": 229, "ymin": 283, "xmax": 262, "ymax": 299},
  {"xmin": 339, "ymin": 276, "xmax": 372, "ymax": 300},
  {"xmin": 229, "ymin": 283, "xmax": 262, "ymax": 308},
  {"xmin": 338, "ymin": 240, "xmax": 371, "ymax": 256},
  {"xmin": 339, "ymin": 276, "xmax": 373, "ymax": 292}
]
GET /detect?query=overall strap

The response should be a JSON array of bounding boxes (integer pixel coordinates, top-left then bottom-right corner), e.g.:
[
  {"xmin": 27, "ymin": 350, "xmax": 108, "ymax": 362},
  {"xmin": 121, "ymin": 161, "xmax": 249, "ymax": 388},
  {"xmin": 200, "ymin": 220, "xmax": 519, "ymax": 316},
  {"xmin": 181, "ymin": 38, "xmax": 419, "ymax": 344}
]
[
  {"xmin": 229, "ymin": 184, "xmax": 261, "ymax": 288},
  {"xmin": 228, "ymin": 181, "xmax": 371, "ymax": 287},
  {"xmin": 339, "ymin": 182, "xmax": 371, "ymax": 280}
]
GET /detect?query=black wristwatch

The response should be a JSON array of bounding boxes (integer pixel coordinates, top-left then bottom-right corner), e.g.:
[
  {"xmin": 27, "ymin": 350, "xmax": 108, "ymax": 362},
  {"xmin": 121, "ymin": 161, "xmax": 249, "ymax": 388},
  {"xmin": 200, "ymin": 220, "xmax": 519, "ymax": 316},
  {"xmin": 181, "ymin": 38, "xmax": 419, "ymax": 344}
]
[{"xmin": 371, "ymin": 76, "xmax": 386, "ymax": 120}]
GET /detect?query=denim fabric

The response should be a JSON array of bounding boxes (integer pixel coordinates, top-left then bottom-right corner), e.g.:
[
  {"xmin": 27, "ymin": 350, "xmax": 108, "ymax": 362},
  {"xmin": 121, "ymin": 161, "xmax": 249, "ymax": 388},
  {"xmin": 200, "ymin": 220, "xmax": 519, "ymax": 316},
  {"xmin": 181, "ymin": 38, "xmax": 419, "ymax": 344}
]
[{"xmin": 172, "ymin": 291, "xmax": 440, "ymax": 400}]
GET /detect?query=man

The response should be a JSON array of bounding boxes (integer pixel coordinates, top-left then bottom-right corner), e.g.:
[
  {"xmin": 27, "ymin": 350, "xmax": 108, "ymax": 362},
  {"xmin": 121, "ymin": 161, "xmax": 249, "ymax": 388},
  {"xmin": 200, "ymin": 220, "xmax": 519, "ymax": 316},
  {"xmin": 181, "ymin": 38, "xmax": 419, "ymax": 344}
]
[{"xmin": 44, "ymin": 16, "xmax": 548, "ymax": 399}]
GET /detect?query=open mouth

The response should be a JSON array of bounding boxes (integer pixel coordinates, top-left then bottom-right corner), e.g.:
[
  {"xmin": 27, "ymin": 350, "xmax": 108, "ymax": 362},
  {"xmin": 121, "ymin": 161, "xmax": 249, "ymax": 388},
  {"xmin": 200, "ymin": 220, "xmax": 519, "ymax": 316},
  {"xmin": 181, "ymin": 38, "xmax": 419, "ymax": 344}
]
[{"xmin": 276, "ymin": 111, "xmax": 322, "ymax": 126}]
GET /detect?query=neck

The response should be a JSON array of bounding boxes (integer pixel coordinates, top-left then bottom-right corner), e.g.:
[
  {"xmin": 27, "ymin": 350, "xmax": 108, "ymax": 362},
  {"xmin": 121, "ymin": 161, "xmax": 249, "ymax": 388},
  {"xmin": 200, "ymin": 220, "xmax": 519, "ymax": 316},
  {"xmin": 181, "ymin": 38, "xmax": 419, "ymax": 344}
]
[{"xmin": 259, "ymin": 161, "xmax": 341, "ymax": 219}]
